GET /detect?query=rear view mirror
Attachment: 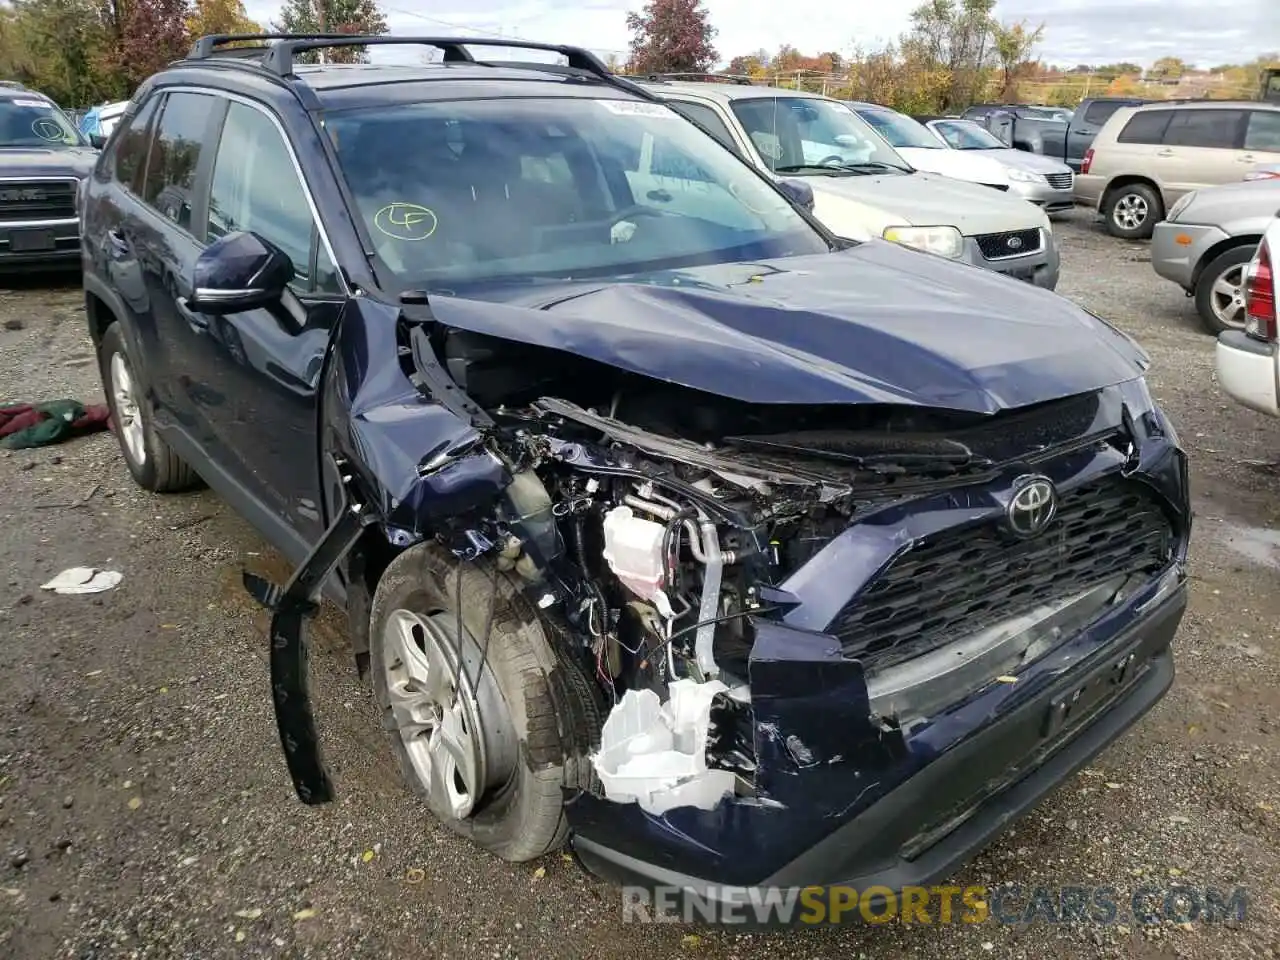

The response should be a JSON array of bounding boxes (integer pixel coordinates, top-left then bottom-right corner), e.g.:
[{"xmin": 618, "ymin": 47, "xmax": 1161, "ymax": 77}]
[
  {"xmin": 188, "ymin": 230, "xmax": 294, "ymax": 316},
  {"xmin": 777, "ymin": 178, "xmax": 815, "ymax": 212}
]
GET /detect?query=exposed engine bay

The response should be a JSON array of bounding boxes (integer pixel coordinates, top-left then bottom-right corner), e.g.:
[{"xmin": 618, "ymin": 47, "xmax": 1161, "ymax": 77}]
[{"xmin": 383, "ymin": 321, "xmax": 1149, "ymax": 815}]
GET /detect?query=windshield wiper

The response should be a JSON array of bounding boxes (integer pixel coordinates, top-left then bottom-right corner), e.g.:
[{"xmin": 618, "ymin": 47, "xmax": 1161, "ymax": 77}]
[
  {"xmin": 830, "ymin": 161, "xmax": 913, "ymax": 174},
  {"xmin": 773, "ymin": 164, "xmax": 861, "ymax": 176}
]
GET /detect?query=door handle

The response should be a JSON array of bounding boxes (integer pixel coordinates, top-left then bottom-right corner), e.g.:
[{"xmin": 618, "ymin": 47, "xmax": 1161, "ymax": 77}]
[
  {"xmin": 1156, "ymin": 149, "xmax": 1174, "ymax": 157},
  {"xmin": 1238, "ymin": 154, "xmax": 1256, "ymax": 163}
]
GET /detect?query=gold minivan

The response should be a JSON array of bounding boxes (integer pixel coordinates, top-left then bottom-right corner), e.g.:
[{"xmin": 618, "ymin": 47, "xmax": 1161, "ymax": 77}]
[{"xmin": 1074, "ymin": 100, "xmax": 1280, "ymax": 238}]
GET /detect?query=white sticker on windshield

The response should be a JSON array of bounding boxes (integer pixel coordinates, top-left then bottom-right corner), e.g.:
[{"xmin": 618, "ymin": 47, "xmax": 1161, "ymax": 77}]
[
  {"xmin": 596, "ymin": 99, "xmax": 676, "ymax": 118},
  {"xmin": 12, "ymin": 99, "xmax": 50, "ymax": 108}
]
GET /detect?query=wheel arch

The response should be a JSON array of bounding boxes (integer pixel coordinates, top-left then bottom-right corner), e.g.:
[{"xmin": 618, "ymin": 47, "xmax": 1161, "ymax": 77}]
[
  {"xmin": 1102, "ymin": 175, "xmax": 1163, "ymax": 209},
  {"xmin": 1190, "ymin": 235, "xmax": 1263, "ymax": 290}
]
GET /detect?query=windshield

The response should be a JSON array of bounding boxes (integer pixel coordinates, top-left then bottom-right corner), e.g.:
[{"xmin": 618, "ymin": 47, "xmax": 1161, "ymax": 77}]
[
  {"xmin": 855, "ymin": 108, "xmax": 944, "ymax": 149},
  {"xmin": 323, "ymin": 98, "xmax": 830, "ymax": 288},
  {"xmin": 0, "ymin": 97, "xmax": 85, "ymax": 147},
  {"xmin": 728, "ymin": 96, "xmax": 909, "ymax": 174},
  {"xmin": 932, "ymin": 119, "xmax": 1007, "ymax": 150}
]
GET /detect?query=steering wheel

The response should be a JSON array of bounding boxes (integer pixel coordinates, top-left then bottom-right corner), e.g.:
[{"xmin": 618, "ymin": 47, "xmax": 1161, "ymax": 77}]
[
  {"xmin": 608, "ymin": 205, "xmax": 665, "ymax": 226},
  {"xmin": 818, "ymin": 155, "xmax": 847, "ymax": 167}
]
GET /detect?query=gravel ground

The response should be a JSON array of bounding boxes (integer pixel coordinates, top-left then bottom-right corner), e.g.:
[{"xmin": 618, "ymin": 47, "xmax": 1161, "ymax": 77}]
[{"xmin": 2, "ymin": 211, "xmax": 1279, "ymax": 959}]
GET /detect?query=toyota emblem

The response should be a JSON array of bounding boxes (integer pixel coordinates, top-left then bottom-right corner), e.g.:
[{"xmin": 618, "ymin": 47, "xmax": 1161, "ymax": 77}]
[
  {"xmin": 1006, "ymin": 475, "xmax": 1058, "ymax": 538},
  {"xmin": 1006, "ymin": 235, "xmax": 1024, "ymax": 250}
]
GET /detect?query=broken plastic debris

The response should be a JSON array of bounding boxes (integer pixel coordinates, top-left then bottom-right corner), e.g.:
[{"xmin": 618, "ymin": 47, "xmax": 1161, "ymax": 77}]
[
  {"xmin": 592, "ymin": 679, "xmax": 736, "ymax": 815},
  {"xmin": 532, "ymin": 866, "xmax": 546, "ymax": 880},
  {"xmin": 291, "ymin": 908, "xmax": 317, "ymax": 921},
  {"xmin": 41, "ymin": 567, "xmax": 122, "ymax": 594},
  {"xmin": 995, "ymin": 675, "xmax": 1018, "ymax": 684},
  {"xmin": 233, "ymin": 908, "xmax": 263, "ymax": 920}
]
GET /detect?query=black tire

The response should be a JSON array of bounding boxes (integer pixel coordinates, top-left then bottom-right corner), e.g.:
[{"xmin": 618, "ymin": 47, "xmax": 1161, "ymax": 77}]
[
  {"xmin": 1103, "ymin": 182, "xmax": 1163, "ymax": 240},
  {"xmin": 1194, "ymin": 244, "xmax": 1256, "ymax": 335},
  {"xmin": 369, "ymin": 542, "xmax": 603, "ymax": 862},
  {"xmin": 97, "ymin": 322, "xmax": 201, "ymax": 493}
]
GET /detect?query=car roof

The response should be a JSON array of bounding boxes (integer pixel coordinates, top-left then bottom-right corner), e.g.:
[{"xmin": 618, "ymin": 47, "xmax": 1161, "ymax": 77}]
[
  {"xmin": 146, "ymin": 35, "xmax": 660, "ymax": 113},
  {"xmin": 632, "ymin": 78, "xmax": 835, "ymax": 103},
  {"xmin": 0, "ymin": 88, "xmax": 52, "ymax": 103},
  {"xmin": 1128, "ymin": 98, "xmax": 1277, "ymax": 112}
]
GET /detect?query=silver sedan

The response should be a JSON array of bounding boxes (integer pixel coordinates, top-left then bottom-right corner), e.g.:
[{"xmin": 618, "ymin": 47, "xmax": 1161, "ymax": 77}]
[{"xmin": 924, "ymin": 117, "xmax": 1075, "ymax": 216}]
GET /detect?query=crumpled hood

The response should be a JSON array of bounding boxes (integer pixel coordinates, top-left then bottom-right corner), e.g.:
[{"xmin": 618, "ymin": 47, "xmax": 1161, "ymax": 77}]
[
  {"xmin": 806, "ymin": 170, "xmax": 1048, "ymax": 236},
  {"xmin": 426, "ymin": 241, "xmax": 1147, "ymax": 414},
  {"xmin": 893, "ymin": 146, "xmax": 1012, "ymax": 186},
  {"xmin": 0, "ymin": 146, "xmax": 97, "ymax": 178}
]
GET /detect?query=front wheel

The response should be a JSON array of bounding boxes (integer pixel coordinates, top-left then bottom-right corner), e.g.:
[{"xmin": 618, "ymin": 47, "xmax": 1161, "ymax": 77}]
[
  {"xmin": 1104, "ymin": 183, "xmax": 1163, "ymax": 240},
  {"xmin": 1194, "ymin": 245, "xmax": 1256, "ymax": 335},
  {"xmin": 98, "ymin": 323, "xmax": 201, "ymax": 493},
  {"xmin": 369, "ymin": 543, "xmax": 603, "ymax": 862}
]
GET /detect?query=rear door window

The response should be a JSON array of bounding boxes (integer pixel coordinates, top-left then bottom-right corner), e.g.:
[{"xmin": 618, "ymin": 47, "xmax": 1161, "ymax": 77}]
[
  {"xmin": 140, "ymin": 92, "xmax": 219, "ymax": 234},
  {"xmin": 1162, "ymin": 109, "xmax": 1246, "ymax": 149},
  {"xmin": 1117, "ymin": 110, "xmax": 1173, "ymax": 144}
]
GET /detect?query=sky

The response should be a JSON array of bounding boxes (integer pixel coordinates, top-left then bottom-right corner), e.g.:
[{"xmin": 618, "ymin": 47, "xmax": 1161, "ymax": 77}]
[{"xmin": 241, "ymin": 0, "xmax": 1278, "ymax": 70}]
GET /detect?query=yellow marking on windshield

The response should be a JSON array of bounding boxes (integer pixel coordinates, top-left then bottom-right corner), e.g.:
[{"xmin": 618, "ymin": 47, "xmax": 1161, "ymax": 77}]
[{"xmin": 373, "ymin": 202, "xmax": 438, "ymax": 241}]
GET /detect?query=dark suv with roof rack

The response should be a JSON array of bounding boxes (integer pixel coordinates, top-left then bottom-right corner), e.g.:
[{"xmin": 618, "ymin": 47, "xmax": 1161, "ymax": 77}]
[
  {"xmin": 80, "ymin": 33, "xmax": 1189, "ymax": 918},
  {"xmin": 0, "ymin": 84, "xmax": 98, "ymax": 270}
]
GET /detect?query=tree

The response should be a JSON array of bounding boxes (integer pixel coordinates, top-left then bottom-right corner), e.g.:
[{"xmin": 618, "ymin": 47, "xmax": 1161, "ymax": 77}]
[
  {"xmin": 991, "ymin": 19, "xmax": 1043, "ymax": 99},
  {"xmin": 187, "ymin": 0, "xmax": 262, "ymax": 39},
  {"xmin": 110, "ymin": 0, "xmax": 192, "ymax": 91},
  {"xmin": 271, "ymin": 0, "xmax": 388, "ymax": 63},
  {"xmin": 1148, "ymin": 56, "xmax": 1186, "ymax": 80},
  {"xmin": 625, "ymin": 0, "xmax": 717, "ymax": 75},
  {"xmin": 901, "ymin": 0, "xmax": 998, "ymax": 111}
]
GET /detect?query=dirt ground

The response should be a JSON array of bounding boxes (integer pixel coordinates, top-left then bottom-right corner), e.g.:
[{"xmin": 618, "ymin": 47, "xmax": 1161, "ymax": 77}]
[{"xmin": 2, "ymin": 211, "xmax": 1279, "ymax": 959}]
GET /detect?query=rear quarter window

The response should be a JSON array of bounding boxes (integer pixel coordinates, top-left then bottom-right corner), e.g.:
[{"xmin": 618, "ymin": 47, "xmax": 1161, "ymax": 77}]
[{"xmin": 1163, "ymin": 109, "xmax": 1246, "ymax": 149}]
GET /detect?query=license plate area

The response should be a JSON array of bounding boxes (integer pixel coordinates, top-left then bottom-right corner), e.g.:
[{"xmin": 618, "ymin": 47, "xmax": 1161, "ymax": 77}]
[
  {"xmin": 1043, "ymin": 649, "xmax": 1142, "ymax": 739},
  {"xmin": 8, "ymin": 229, "xmax": 57, "ymax": 253}
]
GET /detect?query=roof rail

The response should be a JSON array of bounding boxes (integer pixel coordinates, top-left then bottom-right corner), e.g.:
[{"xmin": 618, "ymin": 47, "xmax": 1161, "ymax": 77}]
[
  {"xmin": 188, "ymin": 33, "xmax": 353, "ymax": 59},
  {"xmin": 631, "ymin": 72, "xmax": 754, "ymax": 85},
  {"xmin": 182, "ymin": 33, "xmax": 661, "ymax": 103},
  {"xmin": 0, "ymin": 80, "xmax": 26, "ymax": 90}
]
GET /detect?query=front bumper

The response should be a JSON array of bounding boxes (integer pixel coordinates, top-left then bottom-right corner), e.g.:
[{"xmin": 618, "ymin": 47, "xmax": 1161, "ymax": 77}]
[
  {"xmin": 0, "ymin": 217, "xmax": 81, "ymax": 270},
  {"xmin": 1008, "ymin": 181, "xmax": 1074, "ymax": 215},
  {"xmin": 1151, "ymin": 221, "xmax": 1229, "ymax": 291},
  {"xmin": 960, "ymin": 229, "xmax": 1060, "ymax": 290},
  {"xmin": 1216, "ymin": 330, "xmax": 1279, "ymax": 417},
  {"xmin": 569, "ymin": 416, "xmax": 1190, "ymax": 918},
  {"xmin": 575, "ymin": 584, "xmax": 1184, "ymax": 920}
]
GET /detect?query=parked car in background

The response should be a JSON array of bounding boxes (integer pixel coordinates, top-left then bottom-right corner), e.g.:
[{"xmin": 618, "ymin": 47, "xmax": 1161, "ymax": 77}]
[
  {"xmin": 0, "ymin": 84, "xmax": 97, "ymax": 271},
  {"xmin": 1076, "ymin": 100, "xmax": 1280, "ymax": 239},
  {"xmin": 917, "ymin": 116, "xmax": 1075, "ymax": 215},
  {"xmin": 1214, "ymin": 212, "xmax": 1279, "ymax": 415},
  {"xmin": 78, "ymin": 100, "xmax": 129, "ymax": 145},
  {"xmin": 1151, "ymin": 178, "xmax": 1280, "ymax": 332},
  {"xmin": 82, "ymin": 32, "xmax": 1190, "ymax": 906},
  {"xmin": 963, "ymin": 98, "xmax": 1147, "ymax": 173},
  {"xmin": 634, "ymin": 79, "xmax": 1061, "ymax": 289},
  {"xmin": 845, "ymin": 101, "xmax": 1015, "ymax": 189}
]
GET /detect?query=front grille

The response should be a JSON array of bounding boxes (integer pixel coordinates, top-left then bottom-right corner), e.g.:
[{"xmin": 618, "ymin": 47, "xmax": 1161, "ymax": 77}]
[
  {"xmin": 975, "ymin": 228, "xmax": 1043, "ymax": 260},
  {"xmin": 0, "ymin": 179, "xmax": 77, "ymax": 222},
  {"xmin": 831, "ymin": 474, "xmax": 1172, "ymax": 668},
  {"xmin": 1045, "ymin": 172, "xmax": 1073, "ymax": 190}
]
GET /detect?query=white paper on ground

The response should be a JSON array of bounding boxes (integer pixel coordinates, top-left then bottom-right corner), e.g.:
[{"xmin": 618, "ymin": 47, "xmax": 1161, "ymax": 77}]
[{"xmin": 40, "ymin": 567, "xmax": 123, "ymax": 595}]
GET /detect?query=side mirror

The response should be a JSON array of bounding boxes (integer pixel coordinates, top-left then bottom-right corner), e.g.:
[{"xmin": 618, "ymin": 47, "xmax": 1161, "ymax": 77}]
[
  {"xmin": 88, "ymin": 133, "xmax": 106, "ymax": 149},
  {"xmin": 188, "ymin": 230, "xmax": 294, "ymax": 316},
  {"xmin": 778, "ymin": 178, "xmax": 815, "ymax": 212}
]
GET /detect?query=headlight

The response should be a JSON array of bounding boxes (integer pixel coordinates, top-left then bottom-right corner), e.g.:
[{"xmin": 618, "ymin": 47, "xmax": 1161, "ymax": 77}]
[
  {"xmin": 1167, "ymin": 192, "xmax": 1196, "ymax": 222},
  {"xmin": 882, "ymin": 225, "xmax": 964, "ymax": 259},
  {"xmin": 1006, "ymin": 167, "xmax": 1046, "ymax": 184}
]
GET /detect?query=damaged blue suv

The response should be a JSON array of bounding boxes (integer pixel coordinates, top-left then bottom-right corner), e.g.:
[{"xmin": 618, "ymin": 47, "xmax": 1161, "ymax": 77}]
[{"xmin": 81, "ymin": 34, "xmax": 1190, "ymax": 909}]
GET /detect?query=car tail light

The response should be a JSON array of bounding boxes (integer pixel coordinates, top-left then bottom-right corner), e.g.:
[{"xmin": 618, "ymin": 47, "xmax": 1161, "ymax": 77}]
[
  {"xmin": 1081, "ymin": 148, "xmax": 1094, "ymax": 175},
  {"xmin": 1244, "ymin": 242, "xmax": 1277, "ymax": 343}
]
